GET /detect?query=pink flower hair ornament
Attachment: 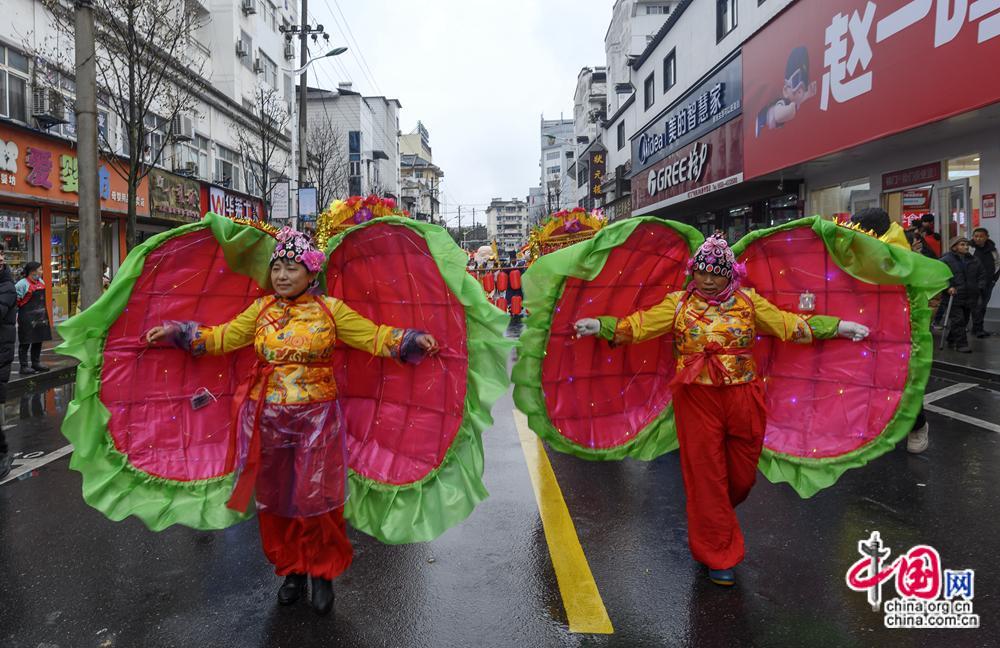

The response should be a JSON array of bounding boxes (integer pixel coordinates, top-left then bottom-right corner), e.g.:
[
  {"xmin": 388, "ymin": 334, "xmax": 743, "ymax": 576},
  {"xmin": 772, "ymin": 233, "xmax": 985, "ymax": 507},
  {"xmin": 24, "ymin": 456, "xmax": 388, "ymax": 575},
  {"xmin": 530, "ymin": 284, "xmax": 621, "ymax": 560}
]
[{"xmin": 270, "ymin": 227, "xmax": 326, "ymax": 272}]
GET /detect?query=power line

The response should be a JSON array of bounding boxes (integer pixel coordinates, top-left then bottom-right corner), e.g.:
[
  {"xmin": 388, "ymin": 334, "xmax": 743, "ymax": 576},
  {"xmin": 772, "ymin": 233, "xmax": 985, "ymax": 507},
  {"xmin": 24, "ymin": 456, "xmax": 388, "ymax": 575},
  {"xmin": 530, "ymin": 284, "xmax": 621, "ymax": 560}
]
[{"xmin": 330, "ymin": 0, "xmax": 383, "ymax": 95}]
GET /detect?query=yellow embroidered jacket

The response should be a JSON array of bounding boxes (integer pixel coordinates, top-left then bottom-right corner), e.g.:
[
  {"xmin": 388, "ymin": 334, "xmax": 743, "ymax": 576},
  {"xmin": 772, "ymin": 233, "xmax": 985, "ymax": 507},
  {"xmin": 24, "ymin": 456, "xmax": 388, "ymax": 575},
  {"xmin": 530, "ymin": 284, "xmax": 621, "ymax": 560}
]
[
  {"xmin": 191, "ymin": 294, "xmax": 405, "ymax": 404},
  {"xmin": 598, "ymin": 288, "xmax": 840, "ymax": 386}
]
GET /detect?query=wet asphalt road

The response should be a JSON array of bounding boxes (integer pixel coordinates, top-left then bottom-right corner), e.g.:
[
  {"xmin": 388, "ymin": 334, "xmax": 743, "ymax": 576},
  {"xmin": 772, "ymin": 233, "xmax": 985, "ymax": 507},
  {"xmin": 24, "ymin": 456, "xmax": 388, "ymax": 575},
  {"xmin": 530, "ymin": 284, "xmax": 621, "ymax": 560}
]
[{"xmin": 0, "ymin": 341, "xmax": 997, "ymax": 647}]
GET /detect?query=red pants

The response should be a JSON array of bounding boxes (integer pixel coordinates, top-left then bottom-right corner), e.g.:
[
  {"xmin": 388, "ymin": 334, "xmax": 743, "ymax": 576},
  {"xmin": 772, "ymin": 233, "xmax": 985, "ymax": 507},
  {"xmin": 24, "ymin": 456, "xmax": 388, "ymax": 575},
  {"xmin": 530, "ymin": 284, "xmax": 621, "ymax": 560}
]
[
  {"xmin": 257, "ymin": 508, "xmax": 354, "ymax": 579},
  {"xmin": 672, "ymin": 380, "xmax": 766, "ymax": 570}
]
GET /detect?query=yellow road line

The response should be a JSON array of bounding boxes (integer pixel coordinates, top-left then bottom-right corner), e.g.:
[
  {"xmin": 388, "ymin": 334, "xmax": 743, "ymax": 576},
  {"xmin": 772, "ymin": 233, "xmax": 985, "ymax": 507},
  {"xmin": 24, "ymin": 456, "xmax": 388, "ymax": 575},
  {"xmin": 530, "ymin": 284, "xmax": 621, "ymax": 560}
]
[{"xmin": 513, "ymin": 409, "xmax": 614, "ymax": 634}]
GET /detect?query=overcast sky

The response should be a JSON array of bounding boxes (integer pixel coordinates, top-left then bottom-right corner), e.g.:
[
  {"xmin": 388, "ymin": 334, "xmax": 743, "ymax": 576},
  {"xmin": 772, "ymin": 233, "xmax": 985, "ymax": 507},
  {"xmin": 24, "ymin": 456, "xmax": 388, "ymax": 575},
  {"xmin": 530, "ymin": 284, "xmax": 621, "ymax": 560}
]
[{"xmin": 308, "ymin": 0, "xmax": 610, "ymax": 226}]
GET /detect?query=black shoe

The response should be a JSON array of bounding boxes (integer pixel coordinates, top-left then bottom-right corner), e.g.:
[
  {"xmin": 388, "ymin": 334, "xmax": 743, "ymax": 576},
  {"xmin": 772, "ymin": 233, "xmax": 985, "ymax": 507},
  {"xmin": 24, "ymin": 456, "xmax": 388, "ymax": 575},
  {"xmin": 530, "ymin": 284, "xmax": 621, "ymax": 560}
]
[
  {"xmin": 32, "ymin": 364, "xmax": 50, "ymax": 373},
  {"xmin": 18, "ymin": 366, "xmax": 36, "ymax": 375},
  {"xmin": 975, "ymin": 331, "xmax": 990, "ymax": 338},
  {"xmin": 957, "ymin": 346, "xmax": 973, "ymax": 353},
  {"xmin": 310, "ymin": 577, "xmax": 335, "ymax": 615},
  {"xmin": 277, "ymin": 573, "xmax": 307, "ymax": 605},
  {"xmin": 0, "ymin": 453, "xmax": 11, "ymax": 480}
]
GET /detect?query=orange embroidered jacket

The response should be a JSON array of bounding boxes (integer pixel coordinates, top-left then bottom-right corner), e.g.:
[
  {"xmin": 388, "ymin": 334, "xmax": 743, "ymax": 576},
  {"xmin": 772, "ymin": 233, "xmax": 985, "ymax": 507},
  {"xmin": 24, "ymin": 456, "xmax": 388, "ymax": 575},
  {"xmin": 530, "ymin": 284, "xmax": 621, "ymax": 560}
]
[
  {"xmin": 191, "ymin": 294, "xmax": 405, "ymax": 404},
  {"xmin": 598, "ymin": 288, "xmax": 840, "ymax": 386}
]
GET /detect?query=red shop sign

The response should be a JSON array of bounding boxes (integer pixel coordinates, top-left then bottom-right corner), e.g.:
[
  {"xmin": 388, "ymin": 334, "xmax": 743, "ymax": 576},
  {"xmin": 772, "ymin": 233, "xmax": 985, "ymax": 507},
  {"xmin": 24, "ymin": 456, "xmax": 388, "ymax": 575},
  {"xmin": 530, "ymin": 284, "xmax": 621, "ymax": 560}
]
[
  {"xmin": 743, "ymin": 0, "xmax": 1000, "ymax": 180},
  {"xmin": 632, "ymin": 117, "xmax": 743, "ymax": 214},
  {"xmin": 883, "ymin": 163, "xmax": 942, "ymax": 191}
]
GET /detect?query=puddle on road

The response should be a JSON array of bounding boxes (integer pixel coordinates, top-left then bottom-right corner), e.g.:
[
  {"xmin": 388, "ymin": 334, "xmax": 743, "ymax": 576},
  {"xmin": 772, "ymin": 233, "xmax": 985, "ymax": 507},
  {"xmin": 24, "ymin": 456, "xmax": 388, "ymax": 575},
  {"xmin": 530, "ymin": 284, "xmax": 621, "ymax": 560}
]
[{"xmin": 3, "ymin": 383, "xmax": 75, "ymax": 429}]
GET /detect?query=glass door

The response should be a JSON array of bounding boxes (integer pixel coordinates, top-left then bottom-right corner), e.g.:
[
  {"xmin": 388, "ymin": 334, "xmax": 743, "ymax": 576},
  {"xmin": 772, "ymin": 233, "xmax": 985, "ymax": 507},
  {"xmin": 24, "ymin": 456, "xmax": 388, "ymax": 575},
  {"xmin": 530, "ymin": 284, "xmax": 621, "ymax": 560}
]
[{"xmin": 937, "ymin": 180, "xmax": 970, "ymax": 251}]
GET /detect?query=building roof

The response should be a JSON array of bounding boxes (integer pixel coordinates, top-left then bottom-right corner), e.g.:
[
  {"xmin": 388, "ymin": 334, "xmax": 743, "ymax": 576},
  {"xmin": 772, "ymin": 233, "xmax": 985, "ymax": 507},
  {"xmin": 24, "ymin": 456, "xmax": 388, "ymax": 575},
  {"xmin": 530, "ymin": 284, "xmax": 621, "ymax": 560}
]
[
  {"xmin": 629, "ymin": 0, "xmax": 693, "ymax": 70},
  {"xmin": 401, "ymin": 153, "xmax": 443, "ymax": 175}
]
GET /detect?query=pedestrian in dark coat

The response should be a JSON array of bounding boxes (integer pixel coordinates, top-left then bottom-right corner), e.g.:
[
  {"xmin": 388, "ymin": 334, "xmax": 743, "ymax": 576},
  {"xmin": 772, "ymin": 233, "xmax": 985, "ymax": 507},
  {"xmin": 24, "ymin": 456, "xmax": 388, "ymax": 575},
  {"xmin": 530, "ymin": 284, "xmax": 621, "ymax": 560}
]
[
  {"xmin": 15, "ymin": 261, "xmax": 52, "ymax": 375},
  {"xmin": 940, "ymin": 237, "xmax": 986, "ymax": 352},
  {"xmin": 971, "ymin": 228, "xmax": 1000, "ymax": 337},
  {"xmin": 0, "ymin": 245, "xmax": 17, "ymax": 478}
]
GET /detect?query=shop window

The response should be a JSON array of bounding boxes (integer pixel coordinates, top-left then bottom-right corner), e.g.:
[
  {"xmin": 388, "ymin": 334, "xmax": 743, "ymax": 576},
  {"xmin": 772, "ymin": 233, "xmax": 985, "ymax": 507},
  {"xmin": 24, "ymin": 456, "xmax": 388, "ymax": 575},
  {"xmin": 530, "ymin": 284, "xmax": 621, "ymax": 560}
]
[
  {"xmin": 49, "ymin": 215, "xmax": 119, "ymax": 322},
  {"xmin": 643, "ymin": 72, "xmax": 655, "ymax": 110},
  {"xmin": 809, "ymin": 179, "xmax": 870, "ymax": 221},
  {"xmin": 717, "ymin": 0, "xmax": 738, "ymax": 42},
  {"xmin": 0, "ymin": 45, "xmax": 29, "ymax": 122},
  {"xmin": 0, "ymin": 209, "xmax": 39, "ymax": 273}
]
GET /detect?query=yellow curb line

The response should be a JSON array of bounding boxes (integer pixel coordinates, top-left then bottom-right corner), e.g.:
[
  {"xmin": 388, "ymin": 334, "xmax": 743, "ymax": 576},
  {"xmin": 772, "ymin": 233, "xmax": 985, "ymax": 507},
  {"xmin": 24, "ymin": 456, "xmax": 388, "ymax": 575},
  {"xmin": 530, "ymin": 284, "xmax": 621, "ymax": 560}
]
[{"xmin": 513, "ymin": 409, "xmax": 614, "ymax": 634}]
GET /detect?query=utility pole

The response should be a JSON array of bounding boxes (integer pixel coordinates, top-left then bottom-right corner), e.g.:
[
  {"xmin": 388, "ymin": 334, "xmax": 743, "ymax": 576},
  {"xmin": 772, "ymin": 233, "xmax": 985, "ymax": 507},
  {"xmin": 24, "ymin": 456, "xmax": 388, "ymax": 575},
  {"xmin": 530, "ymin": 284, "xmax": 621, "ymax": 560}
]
[
  {"xmin": 75, "ymin": 0, "xmax": 101, "ymax": 308},
  {"xmin": 457, "ymin": 205, "xmax": 462, "ymax": 250},
  {"xmin": 297, "ymin": 0, "xmax": 309, "ymax": 207}
]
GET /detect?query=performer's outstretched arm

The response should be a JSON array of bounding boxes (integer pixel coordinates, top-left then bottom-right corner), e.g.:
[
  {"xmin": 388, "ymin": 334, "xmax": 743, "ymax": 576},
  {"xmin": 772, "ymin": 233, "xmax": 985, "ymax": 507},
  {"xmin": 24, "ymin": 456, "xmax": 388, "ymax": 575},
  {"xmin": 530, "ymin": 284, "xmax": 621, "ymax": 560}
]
[
  {"xmin": 327, "ymin": 296, "xmax": 438, "ymax": 362},
  {"xmin": 145, "ymin": 300, "xmax": 262, "ymax": 355},
  {"xmin": 747, "ymin": 288, "xmax": 868, "ymax": 342},
  {"xmin": 575, "ymin": 291, "xmax": 683, "ymax": 346}
]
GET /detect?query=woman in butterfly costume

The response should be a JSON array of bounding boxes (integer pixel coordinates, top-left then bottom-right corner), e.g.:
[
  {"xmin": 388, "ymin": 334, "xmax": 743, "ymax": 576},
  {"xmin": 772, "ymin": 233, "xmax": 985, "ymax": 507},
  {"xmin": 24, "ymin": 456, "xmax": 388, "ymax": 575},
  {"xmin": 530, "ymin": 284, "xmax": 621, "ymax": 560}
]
[
  {"xmin": 58, "ymin": 209, "xmax": 509, "ymax": 617},
  {"xmin": 572, "ymin": 234, "xmax": 870, "ymax": 585},
  {"xmin": 144, "ymin": 228, "xmax": 438, "ymax": 613}
]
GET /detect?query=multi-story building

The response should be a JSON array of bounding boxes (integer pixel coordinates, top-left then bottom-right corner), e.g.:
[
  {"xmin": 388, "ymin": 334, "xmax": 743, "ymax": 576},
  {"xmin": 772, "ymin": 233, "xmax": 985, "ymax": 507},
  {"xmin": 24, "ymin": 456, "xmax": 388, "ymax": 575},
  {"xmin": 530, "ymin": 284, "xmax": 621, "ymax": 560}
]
[
  {"xmin": 400, "ymin": 121, "xmax": 444, "ymax": 223},
  {"xmin": 539, "ymin": 116, "xmax": 575, "ymax": 214},
  {"xmin": 527, "ymin": 186, "xmax": 545, "ymax": 228},
  {"xmin": 304, "ymin": 82, "xmax": 401, "ymax": 203},
  {"xmin": 605, "ymin": 1, "xmax": 679, "ymax": 115},
  {"xmin": 606, "ymin": 0, "xmax": 1000, "ymax": 317},
  {"xmin": 600, "ymin": 0, "xmax": 677, "ymax": 221},
  {"xmin": 486, "ymin": 197, "xmax": 528, "ymax": 258},
  {"xmin": 3, "ymin": 0, "xmax": 297, "ymax": 321},
  {"xmin": 568, "ymin": 66, "xmax": 607, "ymax": 210}
]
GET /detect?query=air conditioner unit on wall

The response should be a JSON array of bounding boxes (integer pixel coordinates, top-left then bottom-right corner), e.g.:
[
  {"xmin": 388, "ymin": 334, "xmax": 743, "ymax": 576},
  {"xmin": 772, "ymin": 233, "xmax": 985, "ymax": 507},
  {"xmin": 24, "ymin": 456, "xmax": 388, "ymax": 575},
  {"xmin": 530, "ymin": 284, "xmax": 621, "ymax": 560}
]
[
  {"xmin": 32, "ymin": 87, "xmax": 65, "ymax": 121},
  {"xmin": 241, "ymin": 0, "xmax": 256, "ymax": 15},
  {"xmin": 170, "ymin": 114, "xmax": 194, "ymax": 142},
  {"xmin": 174, "ymin": 161, "xmax": 197, "ymax": 176},
  {"xmin": 236, "ymin": 39, "xmax": 249, "ymax": 58},
  {"xmin": 253, "ymin": 58, "xmax": 264, "ymax": 74}
]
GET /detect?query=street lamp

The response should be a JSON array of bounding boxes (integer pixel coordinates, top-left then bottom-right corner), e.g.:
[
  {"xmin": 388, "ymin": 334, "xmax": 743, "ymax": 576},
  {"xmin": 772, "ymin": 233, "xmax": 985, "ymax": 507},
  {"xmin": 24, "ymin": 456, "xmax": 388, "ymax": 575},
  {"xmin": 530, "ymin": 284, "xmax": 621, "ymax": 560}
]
[
  {"xmin": 287, "ymin": 45, "xmax": 347, "ymax": 227},
  {"xmin": 284, "ymin": 47, "xmax": 348, "ymax": 75}
]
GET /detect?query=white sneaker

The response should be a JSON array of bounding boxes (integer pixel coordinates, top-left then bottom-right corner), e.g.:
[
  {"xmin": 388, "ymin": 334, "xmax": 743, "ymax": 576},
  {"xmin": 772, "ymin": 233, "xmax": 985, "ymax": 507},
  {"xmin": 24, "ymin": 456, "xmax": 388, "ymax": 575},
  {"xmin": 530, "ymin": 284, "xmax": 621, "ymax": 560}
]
[{"xmin": 907, "ymin": 423, "xmax": 929, "ymax": 454}]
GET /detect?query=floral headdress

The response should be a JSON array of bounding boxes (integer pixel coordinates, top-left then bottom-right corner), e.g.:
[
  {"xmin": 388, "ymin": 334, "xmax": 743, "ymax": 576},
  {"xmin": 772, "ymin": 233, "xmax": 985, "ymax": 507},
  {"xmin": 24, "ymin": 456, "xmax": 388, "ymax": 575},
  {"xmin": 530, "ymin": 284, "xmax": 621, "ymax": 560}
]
[
  {"xmin": 270, "ymin": 227, "xmax": 326, "ymax": 273},
  {"xmin": 686, "ymin": 234, "xmax": 746, "ymax": 301}
]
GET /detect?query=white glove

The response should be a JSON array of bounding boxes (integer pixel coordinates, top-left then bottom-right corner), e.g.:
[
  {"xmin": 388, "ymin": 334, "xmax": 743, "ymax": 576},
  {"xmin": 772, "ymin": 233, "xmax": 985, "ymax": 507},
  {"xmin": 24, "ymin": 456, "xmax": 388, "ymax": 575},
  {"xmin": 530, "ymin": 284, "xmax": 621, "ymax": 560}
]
[
  {"xmin": 837, "ymin": 320, "xmax": 870, "ymax": 342},
  {"xmin": 574, "ymin": 318, "xmax": 601, "ymax": 337}
]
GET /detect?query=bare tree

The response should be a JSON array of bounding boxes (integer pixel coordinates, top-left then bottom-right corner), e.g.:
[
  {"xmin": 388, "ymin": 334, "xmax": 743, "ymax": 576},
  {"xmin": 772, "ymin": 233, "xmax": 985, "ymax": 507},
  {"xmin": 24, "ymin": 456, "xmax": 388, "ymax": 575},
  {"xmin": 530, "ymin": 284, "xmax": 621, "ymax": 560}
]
[
  {"xmin": 232, "ymin": 84, "xmax": 291, "ymax": 219},
  {"xmin": 306, "ymin": 116, "xmax": 348, "ymax": 210},
  {"xmin": 39, "ymin": 0, "xmax": 207, "ymax": 249}
]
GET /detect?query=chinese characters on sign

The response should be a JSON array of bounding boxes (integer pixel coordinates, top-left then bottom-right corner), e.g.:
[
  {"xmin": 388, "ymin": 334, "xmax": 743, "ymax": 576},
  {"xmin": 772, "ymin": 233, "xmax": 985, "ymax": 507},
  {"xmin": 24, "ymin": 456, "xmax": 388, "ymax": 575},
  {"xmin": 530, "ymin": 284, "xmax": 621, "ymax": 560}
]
[
  {"xmin": 882, "ymin": 162, "xmax": 942, "ymax": 190},
  {"xmin": 589, "ymin": 151, "xmax": 606, "ymax": 202},
  {"xmin": 0, "ymin": 125, "xmax": 150, "ymax": 214},
  {"xmin": 845, "ymin": 531, "xmax": 979, "ymax": 628},
  {"xmin": 823, "ymin": 0, "xmax": 1000, "ymax": 111},
  {"xmin": 744, "ymin": 1, "xmax": 1000, "ymax": 179},
  {"xmin": 983, "ymin": 193, "xmax": 997, "ymax": 219},
  {"xmin": 150, "ymin": 169, "xmax": 201, "ymax": 222},
  {"xmin": 632, "ymin": 55, "xmax": 743, "ymax": 172},
  {"xmin": 209, "ymin": 186, "xmax": 261, "ymax": 220}
]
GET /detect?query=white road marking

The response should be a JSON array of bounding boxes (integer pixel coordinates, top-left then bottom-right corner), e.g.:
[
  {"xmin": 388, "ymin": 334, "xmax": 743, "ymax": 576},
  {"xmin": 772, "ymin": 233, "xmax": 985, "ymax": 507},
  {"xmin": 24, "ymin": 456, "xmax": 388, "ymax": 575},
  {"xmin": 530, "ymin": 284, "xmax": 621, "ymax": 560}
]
[
  {"xmin": 923, "ymin": 383, "xmax": 977, "ymax": 404},
  {"xmin": 924, "ymin": 405, "xmax": 1000, "ymax": 434},
  {"xmin": 0, "ymin": 444, "xmax": 73, "ymax": 485}
]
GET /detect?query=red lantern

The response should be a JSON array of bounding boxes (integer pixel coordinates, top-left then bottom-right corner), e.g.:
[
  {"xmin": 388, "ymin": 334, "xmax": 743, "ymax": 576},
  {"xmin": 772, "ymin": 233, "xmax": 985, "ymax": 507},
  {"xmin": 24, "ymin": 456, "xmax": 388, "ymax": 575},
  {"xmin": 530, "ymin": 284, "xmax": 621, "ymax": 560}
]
[
  {"xmin": 511, "ymin": 295, "xmax": 522, "ymax": 315},
  {"xmin": 509, "ymin": 270, "xmax": 521, "ymax": 290}
]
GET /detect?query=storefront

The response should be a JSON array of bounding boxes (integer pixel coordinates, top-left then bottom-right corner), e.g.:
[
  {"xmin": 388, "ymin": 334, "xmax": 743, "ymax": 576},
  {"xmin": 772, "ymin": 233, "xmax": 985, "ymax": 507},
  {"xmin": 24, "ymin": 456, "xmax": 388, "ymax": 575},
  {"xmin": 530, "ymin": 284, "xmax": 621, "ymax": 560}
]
[
  {"xmin": 0, "ymin": 122, "xmax": 141, "ymax": 323},
  {"xmin": 629, "ymin": 53, "xmax": 799, "ymax": 238},
  {"xmin": 742, "ymin": 0, "xmax": 1000, "ymax": 268},
  {"xmin": 202, "ymin": 183, "xmax": 264, "ymax": 221},
  {"xmin": 136, "ymin": 168, "xmax": 203, "ymax": 245}
]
